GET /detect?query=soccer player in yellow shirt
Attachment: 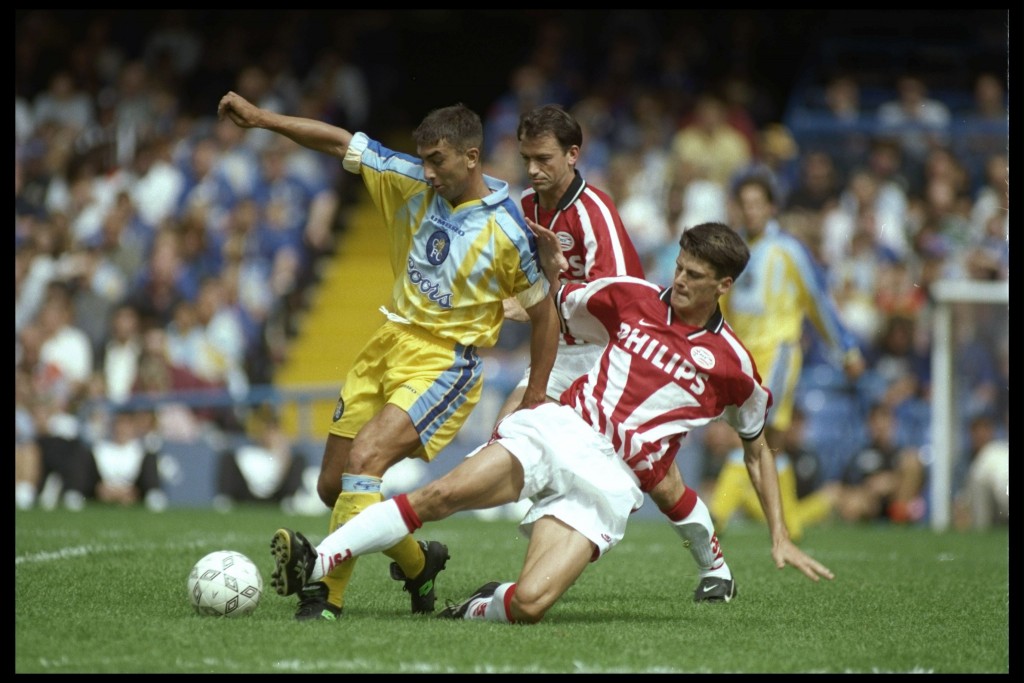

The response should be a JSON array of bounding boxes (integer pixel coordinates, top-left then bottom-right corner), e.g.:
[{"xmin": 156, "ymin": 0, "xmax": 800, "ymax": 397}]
[
  {"xmin": 712, "ymin": 175, "xmax": 864, "ymax": 540},
  {"xmin": 218, "ymin": 92, "xmax": 560, "ymax": 621}
]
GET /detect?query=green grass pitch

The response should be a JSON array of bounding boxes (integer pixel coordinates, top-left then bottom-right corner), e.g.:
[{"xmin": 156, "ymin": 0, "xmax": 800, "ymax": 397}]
[{"xmin": 15, "ymin": 506, "xmax": 1008, "ymax": 673}]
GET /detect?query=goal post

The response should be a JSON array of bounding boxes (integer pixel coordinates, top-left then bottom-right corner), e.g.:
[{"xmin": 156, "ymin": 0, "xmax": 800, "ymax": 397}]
[{"xmin": 929, "ymin": 279, "xmax": 1009, "ymax": 532}]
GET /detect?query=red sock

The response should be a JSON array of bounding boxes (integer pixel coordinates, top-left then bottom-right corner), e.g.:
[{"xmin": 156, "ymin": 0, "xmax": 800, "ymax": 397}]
[
  {"xmin": 661, "ymin": 487, "xmax": 698, "ymax": 522},
  {"xmin": 502, "ymin": 583, "xmax": 517, "ymax": 624},
  {"xmin": 394, "ymin": 493, "xmax": 422, "ymax": 532}
]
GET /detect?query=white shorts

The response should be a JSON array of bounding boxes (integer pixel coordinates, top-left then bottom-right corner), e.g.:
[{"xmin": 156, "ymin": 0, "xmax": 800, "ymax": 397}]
[
  {"xmin": 516, "ymin": 343, "xmax": 602, "ymax": 399},
  {"xmin": 485, "ymin": 403, "xmax": 644, "ymax": 560}
]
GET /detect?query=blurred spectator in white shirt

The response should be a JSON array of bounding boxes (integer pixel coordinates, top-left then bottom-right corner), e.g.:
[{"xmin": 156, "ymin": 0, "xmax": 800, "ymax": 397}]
[
  {"xmin": 954, "ymin": 411, "xmax": 1009, "ymax": 531},
  {"xmin": 877, "ymin": 75, "xmax": 951, "ymax": 162},
  {"xmin": 32, "ymin": 70, "xmax": 95, "ymax": 134},
  {"xmin": 101, "ymin": 302, "xmax": 144, "ymax": 405}
]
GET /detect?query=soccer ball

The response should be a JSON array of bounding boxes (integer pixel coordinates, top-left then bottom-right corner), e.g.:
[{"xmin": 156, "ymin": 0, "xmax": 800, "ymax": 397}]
[{"xmin": 187, "ymin": 550, "xmax": 263, "ymax": 617}]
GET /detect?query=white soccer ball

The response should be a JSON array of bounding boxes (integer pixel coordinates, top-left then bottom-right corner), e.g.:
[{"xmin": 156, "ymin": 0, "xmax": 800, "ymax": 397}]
[{"xmin": 187, "ymin": 550, "xmax": 263, "ymax": 617}]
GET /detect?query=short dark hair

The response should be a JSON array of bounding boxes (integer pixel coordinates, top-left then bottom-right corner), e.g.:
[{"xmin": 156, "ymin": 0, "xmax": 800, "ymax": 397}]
[
  {"xmin": 412, "ymin": 103, "xmax": 483, "ymax": 153},
  {"xmin": 678, "ymin": 222, "xmax": 750, "ymax": 280},
  {"xmin": 733, "ymin": 174, "xmax": 775, "ymax": 205},
  {"xmin": 516, "ymin": 104, "xmax": 583, "ymax": 151}
]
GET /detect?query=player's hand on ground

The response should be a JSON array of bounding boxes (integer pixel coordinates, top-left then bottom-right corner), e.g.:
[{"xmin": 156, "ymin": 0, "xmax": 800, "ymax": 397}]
[
  {"xmin": 524, "ymin": 216, "xmax": 568, "ymax": 278},
  {"xmin": 772, "ymin": 538, "xmax": 835, "ymax": 582},
  {"xmin": 217, "ymin": 91, "xmax": 259, "ymax": 128}
]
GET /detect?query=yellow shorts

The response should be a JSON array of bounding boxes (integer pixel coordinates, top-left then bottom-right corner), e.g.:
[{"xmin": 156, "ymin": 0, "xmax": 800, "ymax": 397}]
[
  {"xmin": 328, "ymin": 321, "xmax": 483, "ymax": 461},
  {"xmin": 754, "ymin": 341, "xmax": 801, "ymax": 434}
]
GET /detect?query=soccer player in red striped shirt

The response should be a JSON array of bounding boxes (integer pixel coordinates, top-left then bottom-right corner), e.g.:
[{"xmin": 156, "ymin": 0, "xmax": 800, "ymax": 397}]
[
  {"xmin": 500, "ymin": 104, "xmax": 753, "ymax": 603},
  {"xmin": 497, "ymin": 104, "xmax": 645, "ymax": 425},
  {"xmin": 270, "ymin": 221, "xmax": 834, "ymax": 624}
]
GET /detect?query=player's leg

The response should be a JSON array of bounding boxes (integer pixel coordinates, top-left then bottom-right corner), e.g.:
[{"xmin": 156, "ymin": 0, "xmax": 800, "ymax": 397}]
[
  {"xmin": 510, "ymin": 517, "xmax": 594, "ymax": 623},
  {"xmin": 439, "ymin": 405, "xmax": 643, "ymax": 623},
  {"xmin": 291, "ymin": 326, "xmax": 390, "ymax": 619},
  {"xmin": 273, "ymin": 441, "xmax": 525, "ymax": 602},
  {"xmin": 651, "ymin": 463, "xmax": 735, "ymax": 603},
  {"xmin": 314, "ymin": 432, "xmax": 352, "ymax": 508},
  {"xmin": 439, "ymin": 409, "xmax": 642, "ymax": 622},
  {"xmin": 301, "ymin": 323, "xmax": 478, "ymax": 617},
  {"xmin": 409, "ymin": 442, "xmax": 526, "ymax": 518},
  {"xmin": 794, "ymin": 488, "xmax": 837, "ymax": 527},
  {"xmin": 366, "ymin": 329, "xmax": 484, "ymax": 611},
  {"xmin": 307, "ymin": 404, "xmax": 422, "ymax": 618},
  {"xmin": 439, "ymin": 517, "xmax": 593, "ymax": 624},
  {"xmin": 314, "ymin": 322, "xmax": 399, "ymax": 508},
  {"xmin": 374, "ymin": 331, "xmax": 485, "ymax": 614},
  {"xmin": 280, "ymin": 431, "xmax": 358, "ymax": 620}
]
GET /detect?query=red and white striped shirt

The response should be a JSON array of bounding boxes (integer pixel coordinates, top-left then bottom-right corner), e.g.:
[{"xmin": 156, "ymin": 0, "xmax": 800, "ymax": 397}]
[
  {"xmin": 557, "ymin": 276, "xmax": 772, "ymax": 492},
  {"xmin": 522, "ymin": 171, "xmax": 645, "ymax": 345}
]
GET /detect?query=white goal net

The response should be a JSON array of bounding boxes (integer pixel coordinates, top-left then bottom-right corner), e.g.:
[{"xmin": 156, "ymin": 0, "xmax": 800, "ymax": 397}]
[{"xmin": 929, "ymin": 279, "xmax": 1009, "ymax": 531}]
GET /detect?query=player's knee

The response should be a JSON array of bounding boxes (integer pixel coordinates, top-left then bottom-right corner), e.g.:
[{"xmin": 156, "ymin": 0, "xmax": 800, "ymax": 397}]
[
  {"xmin": 344, "ymin": 450, "xmax": 372, "ymax": 475},
  {"xmin": 346, "ymin": 446, "xmax": 400, "ymax": 479},
  {"xmin": 505, "ymin": 581, "xmax": 557, "ymax": 622},
  {"xmin": 509, "ymin": 588, "xmax": 551, "ymax": 625},
  {"xmin": 315, "ymin": 477, "xmax": 339, "ymax": 508}
]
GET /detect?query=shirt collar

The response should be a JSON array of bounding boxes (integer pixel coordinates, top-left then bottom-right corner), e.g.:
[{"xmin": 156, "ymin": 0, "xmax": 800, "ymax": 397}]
[
  {"xmin": 552, "ymin": 169, "xmax": 586, "ymax": 212},
  {"xmin": 658, "ymin": 287, "xmax": 725, "ymax": 334},
  {"xmin": 481, "ymin": 175, "xmax": 510, "ymax": 206}
]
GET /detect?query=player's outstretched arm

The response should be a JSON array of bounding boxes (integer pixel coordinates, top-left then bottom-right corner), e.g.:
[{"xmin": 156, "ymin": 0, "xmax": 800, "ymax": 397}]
[
  {"xmin": 742, "ymin": 433, "xmax": 835, "ymax": 582},
  {"xmin": 217, "ymin": 90, "xmax": 354, "ymax": 159}
]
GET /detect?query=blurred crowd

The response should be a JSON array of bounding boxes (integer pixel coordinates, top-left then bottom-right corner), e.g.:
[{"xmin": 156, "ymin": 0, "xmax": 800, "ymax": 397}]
[{"xmin": 15, "ymin": 11, "xmax": 1007, "ymax": 529}]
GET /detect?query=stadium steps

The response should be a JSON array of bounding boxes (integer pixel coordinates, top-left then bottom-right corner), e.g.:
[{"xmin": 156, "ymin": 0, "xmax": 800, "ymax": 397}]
[{"xmin": 273, "ymin": 197, "xmax": 393, "ymax": 437}]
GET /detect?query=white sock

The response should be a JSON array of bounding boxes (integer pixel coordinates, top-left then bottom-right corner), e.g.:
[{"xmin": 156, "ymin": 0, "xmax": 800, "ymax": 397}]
[
  {"xmin": 39, "ymin": 473, "xmax": 63, "ymax": 511},
  {"xmin": 463, "ymin": 582, "xmax": 515, "ymax": 623},
  {"xmin": 15, "ymin": 482, "xmax": 36, "ymax": 510},
  {"xmin": 309, "ymin": 499, "xmax": 410, "ymax": 582},
  {"xmin": 670, "ymin": 496, "xmax": 730, "ymax": 579}
]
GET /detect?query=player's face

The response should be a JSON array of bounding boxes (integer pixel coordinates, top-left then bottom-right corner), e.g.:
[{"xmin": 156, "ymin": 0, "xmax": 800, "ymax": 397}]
[
  {"xmin": 670, "ymin": 250, "xmax": 732, "ymax": 323},
  {"xmin": 419, "ymin": 139, "xmax": 473, "ymax": 204},
  {"xmin": 519, "ymin": 133, "xmax": 579, "ymax": 202},
  {"xmin": 736, "ymin": 184, "xmax": 774, "ymax": 236}
]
